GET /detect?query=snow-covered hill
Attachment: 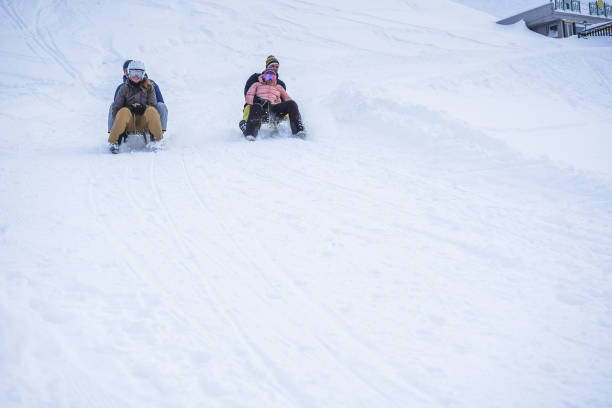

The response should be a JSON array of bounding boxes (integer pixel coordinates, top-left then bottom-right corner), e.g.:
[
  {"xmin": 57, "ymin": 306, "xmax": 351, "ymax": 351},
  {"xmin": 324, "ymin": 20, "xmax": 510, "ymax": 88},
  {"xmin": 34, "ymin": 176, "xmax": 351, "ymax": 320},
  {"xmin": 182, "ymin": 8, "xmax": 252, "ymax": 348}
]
[{"xmin": 1, "ymin": 1, "xmax": 611, "ymax": 407}]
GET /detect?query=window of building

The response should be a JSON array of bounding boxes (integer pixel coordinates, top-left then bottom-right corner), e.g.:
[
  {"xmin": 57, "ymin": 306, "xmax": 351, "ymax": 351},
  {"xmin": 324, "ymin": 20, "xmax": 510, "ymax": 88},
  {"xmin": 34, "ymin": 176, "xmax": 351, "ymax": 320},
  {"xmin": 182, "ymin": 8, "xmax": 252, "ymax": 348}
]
[{"xmin": 549, "ymin": 24, "xmax": 559, "ymax": 37}]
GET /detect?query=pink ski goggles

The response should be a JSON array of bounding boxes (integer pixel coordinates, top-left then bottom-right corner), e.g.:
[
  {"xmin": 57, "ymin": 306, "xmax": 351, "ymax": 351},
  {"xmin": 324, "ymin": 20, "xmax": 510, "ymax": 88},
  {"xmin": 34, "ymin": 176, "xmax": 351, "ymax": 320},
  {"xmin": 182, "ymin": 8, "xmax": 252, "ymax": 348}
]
[{"xmin": 263, "ymin": 70, "xmax": 277, "ymax": 82}]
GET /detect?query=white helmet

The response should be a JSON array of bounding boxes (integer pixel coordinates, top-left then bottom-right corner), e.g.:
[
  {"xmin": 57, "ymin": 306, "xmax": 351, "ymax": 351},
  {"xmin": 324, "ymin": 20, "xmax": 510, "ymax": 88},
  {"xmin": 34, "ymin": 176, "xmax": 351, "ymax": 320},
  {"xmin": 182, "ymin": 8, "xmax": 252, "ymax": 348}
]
[{"xmin": 127, "ymin": 60, "xmax": 146, "ymax": 79}]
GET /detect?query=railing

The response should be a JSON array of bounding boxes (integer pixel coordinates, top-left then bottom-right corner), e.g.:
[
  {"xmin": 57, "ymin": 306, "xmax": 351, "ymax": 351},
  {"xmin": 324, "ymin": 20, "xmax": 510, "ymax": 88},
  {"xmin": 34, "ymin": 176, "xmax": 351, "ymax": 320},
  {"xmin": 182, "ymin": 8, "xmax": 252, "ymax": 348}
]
[
  {"xmin": 578, "ymin": 21, "xmax": 612, "ymax": 35},
  {"xmin": 589, "ymin": 1, "xmax": 612, "ymax": 16},
  {"xmin": 554, "ymin": 0, "xmax": 582, "ymax": 12}
]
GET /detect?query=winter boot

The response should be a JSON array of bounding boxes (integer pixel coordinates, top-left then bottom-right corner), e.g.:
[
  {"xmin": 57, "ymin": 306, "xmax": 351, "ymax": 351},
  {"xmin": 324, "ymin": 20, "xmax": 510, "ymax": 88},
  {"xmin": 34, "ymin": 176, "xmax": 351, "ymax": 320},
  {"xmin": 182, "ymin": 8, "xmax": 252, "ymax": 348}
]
[
  {"xmin": 147, "ymin": 138, "xmax": 165, "ymax": 153},
  {"xmin": 293, "ymin": 120, "xmax": 306, "ymax": 138},
  {"xmin": 109, "ymin": 142, "xmax": 119, "ymax": 154},
  {"xmin": 118, "ymin": 131, "xmax": 128, "ymax": 145}
]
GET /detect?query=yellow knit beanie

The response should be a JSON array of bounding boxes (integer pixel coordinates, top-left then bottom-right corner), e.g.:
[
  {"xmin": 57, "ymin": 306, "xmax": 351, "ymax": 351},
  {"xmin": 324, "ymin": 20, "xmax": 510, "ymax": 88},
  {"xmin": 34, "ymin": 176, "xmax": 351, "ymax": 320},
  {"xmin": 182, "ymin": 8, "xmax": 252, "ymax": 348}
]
[{"xmin": 265, "ymin": 55, "xmax": 279, "ymax": 68}]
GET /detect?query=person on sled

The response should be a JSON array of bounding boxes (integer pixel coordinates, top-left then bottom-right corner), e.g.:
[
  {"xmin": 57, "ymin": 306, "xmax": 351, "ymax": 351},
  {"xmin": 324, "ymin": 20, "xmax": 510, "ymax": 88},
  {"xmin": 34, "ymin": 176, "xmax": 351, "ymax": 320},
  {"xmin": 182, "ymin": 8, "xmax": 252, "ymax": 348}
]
[
  {"xmin": 243, "ymin": 68, "xmax": 305, "ymax": 140},
  {"xmin": 239, "ymin": 55, "xmax": 286, "ymax": 133},
  {"xmin": 108, "ymin": 60, "xmax": 163, "ymax": 153},
  {"xmin": 108, "ymin": 59, "xmax": 168, "ymax": 134}
]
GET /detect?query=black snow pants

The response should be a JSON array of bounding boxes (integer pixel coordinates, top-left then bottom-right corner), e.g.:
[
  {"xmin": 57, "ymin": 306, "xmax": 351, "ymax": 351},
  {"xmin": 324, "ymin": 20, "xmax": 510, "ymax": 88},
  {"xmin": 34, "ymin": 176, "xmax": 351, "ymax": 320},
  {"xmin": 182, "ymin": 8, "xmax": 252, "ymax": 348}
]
[{"xmin": 244, "ymin": 100, "xmax": 304, "ymax": 137}]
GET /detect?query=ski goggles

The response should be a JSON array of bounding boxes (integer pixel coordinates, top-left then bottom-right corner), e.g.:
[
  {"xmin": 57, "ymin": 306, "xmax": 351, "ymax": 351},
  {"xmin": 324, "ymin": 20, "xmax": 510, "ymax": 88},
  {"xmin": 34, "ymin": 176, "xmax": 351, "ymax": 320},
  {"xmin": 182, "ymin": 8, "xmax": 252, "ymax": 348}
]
[
  {"xmin": 263, "ymin": 70, "xmax": 277, "ymax": 82},
  {"xmin": 128, "ymin": 69, "xmax": 145, "ymax": 79}
]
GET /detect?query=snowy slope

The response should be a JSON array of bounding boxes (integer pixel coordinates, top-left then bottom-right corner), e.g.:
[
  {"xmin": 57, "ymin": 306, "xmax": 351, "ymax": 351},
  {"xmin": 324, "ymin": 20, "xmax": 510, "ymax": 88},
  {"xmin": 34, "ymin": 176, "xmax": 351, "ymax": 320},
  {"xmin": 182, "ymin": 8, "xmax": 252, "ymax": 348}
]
[{"xmin": 1, "ymin": 0, "xmax": 612, "ymax": 407}]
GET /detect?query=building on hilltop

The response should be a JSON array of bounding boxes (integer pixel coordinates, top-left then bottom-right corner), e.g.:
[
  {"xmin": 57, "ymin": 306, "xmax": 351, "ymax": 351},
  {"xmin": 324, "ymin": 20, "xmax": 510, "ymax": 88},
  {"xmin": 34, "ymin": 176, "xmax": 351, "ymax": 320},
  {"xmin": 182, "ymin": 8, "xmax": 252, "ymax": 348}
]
[{"xmin": 497, "ymin": 0, "xmax": 611, "ymax": 38}]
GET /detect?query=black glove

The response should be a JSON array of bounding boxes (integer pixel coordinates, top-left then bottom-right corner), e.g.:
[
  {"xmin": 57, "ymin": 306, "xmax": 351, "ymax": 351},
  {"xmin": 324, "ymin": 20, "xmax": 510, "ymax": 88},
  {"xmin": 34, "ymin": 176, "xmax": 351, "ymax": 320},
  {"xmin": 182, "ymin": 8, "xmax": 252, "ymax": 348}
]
[
  {"xmin": 129, "ymin": 103, "xmax": 146, "ymax": 115},
  {"xmin": 253, "ymin": 96, "xmax": 270, "ymax": 107}
]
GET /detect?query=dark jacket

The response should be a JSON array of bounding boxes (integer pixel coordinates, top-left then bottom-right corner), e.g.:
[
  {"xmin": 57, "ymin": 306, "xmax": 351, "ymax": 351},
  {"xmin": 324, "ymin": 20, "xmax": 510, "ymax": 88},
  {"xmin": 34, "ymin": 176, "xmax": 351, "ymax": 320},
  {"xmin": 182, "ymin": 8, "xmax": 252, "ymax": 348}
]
[
  {"xmin": 114, "ymin": 75, "xmax": 164, "ymax": 103},
  {"xmin": 244, "ymin": 72, "xmax": 286, "ymax": 96},
  {"xmin": 111, "ymin": 79, "xmax": 157, "ymax": 118}
]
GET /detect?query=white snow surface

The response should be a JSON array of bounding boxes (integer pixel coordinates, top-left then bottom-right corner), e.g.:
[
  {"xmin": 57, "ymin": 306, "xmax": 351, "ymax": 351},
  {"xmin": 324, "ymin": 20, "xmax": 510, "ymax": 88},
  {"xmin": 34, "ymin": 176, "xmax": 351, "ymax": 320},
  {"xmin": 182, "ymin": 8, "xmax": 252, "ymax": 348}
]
[{"xmin": 1, "ymin": 0, "xmax": 612, "ymax": 407}]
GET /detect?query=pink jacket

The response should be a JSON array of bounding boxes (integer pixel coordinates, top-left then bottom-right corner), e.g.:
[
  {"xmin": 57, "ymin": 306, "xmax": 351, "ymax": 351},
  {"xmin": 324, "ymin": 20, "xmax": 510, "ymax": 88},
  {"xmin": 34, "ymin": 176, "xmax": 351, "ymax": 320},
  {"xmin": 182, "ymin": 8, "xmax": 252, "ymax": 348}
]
[{"xmin": 245, "ymin": 76, "xmax": 291, "ymax": 105}]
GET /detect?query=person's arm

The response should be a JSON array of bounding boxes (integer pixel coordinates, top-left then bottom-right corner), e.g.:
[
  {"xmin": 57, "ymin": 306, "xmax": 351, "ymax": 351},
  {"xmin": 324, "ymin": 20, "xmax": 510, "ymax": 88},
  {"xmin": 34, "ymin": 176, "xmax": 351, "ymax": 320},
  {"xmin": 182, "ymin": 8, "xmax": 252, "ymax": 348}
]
[
  {"xmin": 147, "ymin": 87, "xmax": 158, "ymax": 107},
  {"xmin": 152, "ymin": 81, "xmax": 164, "ymax": 103},
  {"xmin": 113, "ymin": 84, "xmax": 122, "ymax": 100},
  {"xmin": 245, "ymin": 82, "xmax": 260, "ymax": 105},
  {"xmin": 279, "ymin": 86, "xmax": 291, "ymax": 102},
  {"xmin": 111, "ymin": 85, "xmax": 126, "ymax": 118}
]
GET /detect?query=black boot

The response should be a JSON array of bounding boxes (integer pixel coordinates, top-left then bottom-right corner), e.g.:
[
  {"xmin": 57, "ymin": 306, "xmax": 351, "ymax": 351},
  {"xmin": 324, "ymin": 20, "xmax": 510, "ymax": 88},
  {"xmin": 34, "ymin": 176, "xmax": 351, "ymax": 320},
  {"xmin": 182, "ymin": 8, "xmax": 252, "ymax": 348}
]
[
  {"xmin": 117, "ymin": 131, "xmax": 128, "ymax": 145},
  {"xmin": 282, "ymin": 101, "xmax": 304, "ymax": 136},
  {"xmin": 290, "ymin": 118, "xmax": 306, "ymax": 137},
  {"xmin": 294, "ymin": 122, "xmax": 306, "ymax": 138}
]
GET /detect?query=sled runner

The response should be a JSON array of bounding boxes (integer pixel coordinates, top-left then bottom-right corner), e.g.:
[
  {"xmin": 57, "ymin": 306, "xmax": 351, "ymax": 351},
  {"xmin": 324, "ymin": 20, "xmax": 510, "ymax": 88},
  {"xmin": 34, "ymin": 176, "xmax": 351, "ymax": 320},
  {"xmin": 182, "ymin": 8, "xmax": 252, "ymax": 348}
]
[{"xmin": 109, "ymin": 130, "xmax": 164, "ymax": 153}]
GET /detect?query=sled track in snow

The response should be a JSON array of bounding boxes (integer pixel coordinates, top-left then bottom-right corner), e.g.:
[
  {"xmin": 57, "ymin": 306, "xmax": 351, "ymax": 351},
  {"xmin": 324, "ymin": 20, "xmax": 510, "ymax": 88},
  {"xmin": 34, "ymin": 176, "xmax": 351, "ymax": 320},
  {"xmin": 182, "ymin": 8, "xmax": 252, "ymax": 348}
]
[
  {"xmin": 180, "ymin": 146, "xmax": 435, "ymax": 406},
  {"xmin": 86, "ymin": 153, "xmax": 304, "ymax": 405},
  {"xmin": 148, "ymin": 155, "xmax": 307, "ymax": 405},
  {"xmin": 86, "ymin": 158, "xmax": 147, "ymax": 285},
  {"xmin": 0, "ymin": 0, "xmax": 42, "ymax": 59},
  {"xmin": 1, "ymin": 0, "xmax": 97, "ymax": 95}
]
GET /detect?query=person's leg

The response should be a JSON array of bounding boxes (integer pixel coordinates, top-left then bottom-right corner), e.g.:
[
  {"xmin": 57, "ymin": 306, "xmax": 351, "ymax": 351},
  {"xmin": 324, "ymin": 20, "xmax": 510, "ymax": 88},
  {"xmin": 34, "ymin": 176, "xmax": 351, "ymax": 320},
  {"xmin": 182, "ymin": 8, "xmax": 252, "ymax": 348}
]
[
  {"xmin": 156, "ymin": 102, "xmax": 168, "ymax": 132},
  {"xmin": 271, "ymin": 100, "xmax": 304, "ymax": 134},
  {"xmin": 140, "ymin": 106, "xmax": 163, "ymax": 141},
  {"xmin": 108, "ymin": 103, "xmax": 114, "ymax": 133},
  {"xmin": 245, "ymin": 103, "xmax": 264, "ymax": 137},
  {"xmin": 109, "ymin": 107, "xmax": 135, "ymax": 143},
  {"xmin": 239, "ymin": 104, "xmax": 251, "ymax": 133}
]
